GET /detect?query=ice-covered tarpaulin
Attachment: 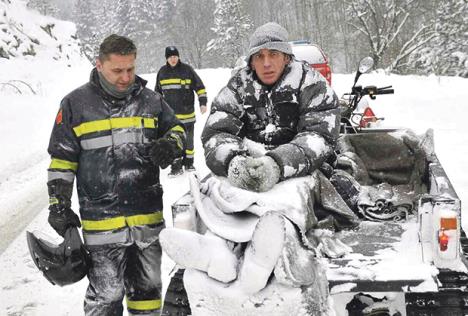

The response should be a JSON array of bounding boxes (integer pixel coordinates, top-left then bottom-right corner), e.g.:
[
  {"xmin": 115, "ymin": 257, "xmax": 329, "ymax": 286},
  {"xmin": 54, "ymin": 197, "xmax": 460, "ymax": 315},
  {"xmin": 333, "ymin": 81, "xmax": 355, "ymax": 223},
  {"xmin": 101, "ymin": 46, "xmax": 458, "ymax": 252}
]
[
  {"xmin": 160, "ymin": 172, "xmax": 359, "ymax": 315},
  {"xmin": 335, "ymin": 129, "xmax": 432, "ymax": 222}
]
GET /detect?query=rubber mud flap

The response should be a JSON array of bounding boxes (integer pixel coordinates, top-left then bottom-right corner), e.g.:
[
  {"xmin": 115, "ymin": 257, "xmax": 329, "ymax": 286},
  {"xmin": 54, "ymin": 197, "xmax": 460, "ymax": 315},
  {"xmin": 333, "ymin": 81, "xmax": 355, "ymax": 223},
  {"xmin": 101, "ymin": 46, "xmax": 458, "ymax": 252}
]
[{"xmin": 161, "ymin": 269, "xmax": 191, "ymax": 316}]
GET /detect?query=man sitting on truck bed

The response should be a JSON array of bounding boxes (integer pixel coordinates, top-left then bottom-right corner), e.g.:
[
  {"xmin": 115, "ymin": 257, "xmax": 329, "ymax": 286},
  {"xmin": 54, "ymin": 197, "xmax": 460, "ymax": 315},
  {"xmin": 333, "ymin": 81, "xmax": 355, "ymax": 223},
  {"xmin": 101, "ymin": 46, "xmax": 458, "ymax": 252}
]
[{"xmin": 202, "ymin": 22, "xmax": 340, "ymax": 193}]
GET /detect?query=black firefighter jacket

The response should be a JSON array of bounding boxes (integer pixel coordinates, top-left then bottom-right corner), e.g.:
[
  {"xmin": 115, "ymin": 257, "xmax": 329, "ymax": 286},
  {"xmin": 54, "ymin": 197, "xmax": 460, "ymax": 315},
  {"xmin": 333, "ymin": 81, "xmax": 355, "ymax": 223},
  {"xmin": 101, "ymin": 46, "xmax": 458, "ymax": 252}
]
[
  {"xmin": 155, "ymin": 61, "xmax": 207, "ymax": 124},
  {"xmin": 47, "ymin": 68, "xmax": 185, "ymax": 243},
  {"xmin": 201, "ymin": 59, "xmax": 340, "ymax": 180}
]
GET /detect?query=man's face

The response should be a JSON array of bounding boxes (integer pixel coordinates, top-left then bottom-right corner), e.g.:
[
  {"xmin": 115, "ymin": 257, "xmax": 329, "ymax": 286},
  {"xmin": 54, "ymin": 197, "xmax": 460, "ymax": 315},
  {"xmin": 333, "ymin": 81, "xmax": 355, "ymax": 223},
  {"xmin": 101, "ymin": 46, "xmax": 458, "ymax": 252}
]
[
  {"xmin": 250, "ymin": 49, "xmax": 290, "ymax": 85},
  {"xmin": 96, "ymin": 53, "xmax": 136, "ymax": 91},
  {"xmin": 167, "ymin": 55, "xmax": 179, "ymax": 67}
]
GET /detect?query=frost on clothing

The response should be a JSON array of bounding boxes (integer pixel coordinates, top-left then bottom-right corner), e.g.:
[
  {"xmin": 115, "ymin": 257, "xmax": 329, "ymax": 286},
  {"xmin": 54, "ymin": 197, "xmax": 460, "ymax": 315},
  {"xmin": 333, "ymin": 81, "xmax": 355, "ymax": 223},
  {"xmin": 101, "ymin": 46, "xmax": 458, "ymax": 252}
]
[
  {"xmin": 47, "ymin": 68, "xmax": 185, "ymax": 223},
  {"xmin": 160, "ymin": 173, "xmax": 359, "ymax": 314},
  {"xmin": 201, "ymin": 59, "xmax": 340, "ymax": 179}
]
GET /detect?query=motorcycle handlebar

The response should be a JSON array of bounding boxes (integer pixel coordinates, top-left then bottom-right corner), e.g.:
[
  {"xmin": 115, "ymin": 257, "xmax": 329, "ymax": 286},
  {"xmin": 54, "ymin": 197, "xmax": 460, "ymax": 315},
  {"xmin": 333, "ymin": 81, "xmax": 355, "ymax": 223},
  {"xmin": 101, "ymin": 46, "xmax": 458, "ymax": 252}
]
[{"xmin": 376, "ymin": 89, "xmax": 394, "ymax": 95}]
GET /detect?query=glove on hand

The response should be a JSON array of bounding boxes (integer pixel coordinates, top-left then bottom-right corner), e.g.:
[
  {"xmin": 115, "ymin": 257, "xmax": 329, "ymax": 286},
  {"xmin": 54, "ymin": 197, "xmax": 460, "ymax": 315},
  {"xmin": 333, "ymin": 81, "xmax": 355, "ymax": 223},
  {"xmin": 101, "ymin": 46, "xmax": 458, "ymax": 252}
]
[
  {"xmin": 227, "ymin": 155, "xmax": 280, "ymax": 192},
  {"xmin": 151, "ymin": 137, "xmax": 182, "ymax": 169},
  {"xmin": 47, "ymin": 179, "xmax": 81, "ymax": 236},
  {"xmin": 48, "ymin": 205, "xmax": 81, "ymax": 237}
]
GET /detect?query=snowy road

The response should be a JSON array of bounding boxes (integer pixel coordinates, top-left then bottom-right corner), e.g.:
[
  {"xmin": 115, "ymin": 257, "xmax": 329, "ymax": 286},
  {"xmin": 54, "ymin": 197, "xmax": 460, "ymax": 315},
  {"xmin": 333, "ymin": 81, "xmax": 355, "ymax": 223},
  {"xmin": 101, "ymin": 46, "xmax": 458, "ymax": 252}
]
[{"xmin": 1, "ymin": 68, "xmax": 467, "ymax": 315}]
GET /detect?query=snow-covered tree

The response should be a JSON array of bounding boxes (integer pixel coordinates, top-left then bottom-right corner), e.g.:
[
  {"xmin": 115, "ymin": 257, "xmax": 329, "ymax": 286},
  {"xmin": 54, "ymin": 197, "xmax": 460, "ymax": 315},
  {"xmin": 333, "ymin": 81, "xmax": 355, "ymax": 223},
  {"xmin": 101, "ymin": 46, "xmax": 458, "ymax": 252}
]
[
  {"xmin": 27, "ymin": 0, "xmax": 58, "ymax": 17},
  {"xmin": 207, "ymin": 0, "xmax": 252, "ymax": 67},
  {"xmin": 408, "ymin": 0, "xmax": 468, "ymax": 77},
  {"xmin": 166, "ymin": 0, "xmax": 216, "ymax": 68},
  {"xmin": 74, "ymin": 0, "xmax": 116, "ymax": 63},
  {"xmin": 345, "ymin": 0, "xmax": 435, "ymax": 70},
  {"xmin": 114, "ymin": 0, "xmax": 175, "ymax": 72}
]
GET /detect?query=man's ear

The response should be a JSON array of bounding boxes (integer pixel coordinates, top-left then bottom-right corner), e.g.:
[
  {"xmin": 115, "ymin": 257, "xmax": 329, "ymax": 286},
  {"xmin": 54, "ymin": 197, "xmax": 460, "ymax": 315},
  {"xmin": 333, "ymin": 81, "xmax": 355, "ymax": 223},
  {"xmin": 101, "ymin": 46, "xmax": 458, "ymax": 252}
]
[{"xmin": 96, "ymin": 58, "xmax": 103, "ymax": 72}]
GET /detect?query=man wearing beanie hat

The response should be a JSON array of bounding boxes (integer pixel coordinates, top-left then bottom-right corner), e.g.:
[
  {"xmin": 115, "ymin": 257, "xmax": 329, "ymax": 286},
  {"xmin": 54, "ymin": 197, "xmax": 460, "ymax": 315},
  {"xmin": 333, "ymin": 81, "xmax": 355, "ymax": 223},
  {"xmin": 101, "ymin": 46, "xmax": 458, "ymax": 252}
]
[
  {"xmin": 202, "ymin": 22, "xmax": 340, "ymax": 192},
  {"xmin": 193, "ymin": 22, "xmax": 342, "ymax": 306},
  {"xmin": 156, "ymin": 46, "xmax": 208, "ymax": 176}
]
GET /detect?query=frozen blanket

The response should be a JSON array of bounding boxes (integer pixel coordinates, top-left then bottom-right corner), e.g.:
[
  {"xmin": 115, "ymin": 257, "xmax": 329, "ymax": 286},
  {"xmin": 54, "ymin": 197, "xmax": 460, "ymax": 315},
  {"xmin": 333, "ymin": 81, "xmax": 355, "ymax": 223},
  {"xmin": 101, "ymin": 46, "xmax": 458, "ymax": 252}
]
[{"xmin": 190, "ymin": 171, "xmax": 359, "ymax": 243}]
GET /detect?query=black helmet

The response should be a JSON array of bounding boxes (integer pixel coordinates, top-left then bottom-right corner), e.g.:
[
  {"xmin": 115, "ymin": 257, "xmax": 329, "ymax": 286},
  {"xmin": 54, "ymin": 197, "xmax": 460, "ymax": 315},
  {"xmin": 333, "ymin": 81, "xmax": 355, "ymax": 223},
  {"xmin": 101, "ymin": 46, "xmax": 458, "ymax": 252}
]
[{"xmin": 26, "ymin": 227, "xmax": 89, "ymax": 286}]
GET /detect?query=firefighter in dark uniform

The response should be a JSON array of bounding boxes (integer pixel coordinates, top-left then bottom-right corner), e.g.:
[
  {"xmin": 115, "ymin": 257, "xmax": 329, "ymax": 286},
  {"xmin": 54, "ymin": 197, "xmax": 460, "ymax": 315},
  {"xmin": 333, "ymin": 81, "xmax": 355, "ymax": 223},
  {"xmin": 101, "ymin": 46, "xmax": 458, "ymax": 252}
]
[
  {"xmin": 46, "ymin": 34, "xmax": 185, "ymax": 316},
  {"xmin": 155, "ymin": 46, "xmax": 207, "ymax": 176}
]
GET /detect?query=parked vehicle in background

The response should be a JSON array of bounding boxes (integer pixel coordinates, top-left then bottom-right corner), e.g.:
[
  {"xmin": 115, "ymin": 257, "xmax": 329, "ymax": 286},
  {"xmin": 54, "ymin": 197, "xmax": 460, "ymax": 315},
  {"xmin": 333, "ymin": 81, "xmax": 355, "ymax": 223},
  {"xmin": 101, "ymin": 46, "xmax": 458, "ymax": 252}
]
[
  {"xmin": 290, "ymin": 40, "xmax": 332, "ymax": 85},
  {"xmin": 231, "ymin": 40, "xmax": 332, "ymax": 85}
]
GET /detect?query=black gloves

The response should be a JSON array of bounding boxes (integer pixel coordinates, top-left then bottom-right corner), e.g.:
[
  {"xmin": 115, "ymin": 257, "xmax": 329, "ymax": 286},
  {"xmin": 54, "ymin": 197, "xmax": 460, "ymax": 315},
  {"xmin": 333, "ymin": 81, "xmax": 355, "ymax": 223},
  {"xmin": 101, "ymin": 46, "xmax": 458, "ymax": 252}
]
[
  {"xmin": 151, "ymin": 137, "xmax": 183, "ymax": 169},
  {"xmin": 47, "ymin": 179, "xmax": 81, "ymax": 236},
  {"xmin": 48, "ymin": 205, "xmax": 81, "ymax": 237}
]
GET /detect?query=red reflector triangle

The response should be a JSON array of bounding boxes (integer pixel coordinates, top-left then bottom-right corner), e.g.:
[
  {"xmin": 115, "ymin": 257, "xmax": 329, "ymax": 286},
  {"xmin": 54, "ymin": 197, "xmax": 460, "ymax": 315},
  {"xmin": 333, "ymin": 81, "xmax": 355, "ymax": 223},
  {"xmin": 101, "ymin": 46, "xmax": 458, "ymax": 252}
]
[{"xmin": 359, "ymin": 107, "xmax": 377, "ymax": 127}]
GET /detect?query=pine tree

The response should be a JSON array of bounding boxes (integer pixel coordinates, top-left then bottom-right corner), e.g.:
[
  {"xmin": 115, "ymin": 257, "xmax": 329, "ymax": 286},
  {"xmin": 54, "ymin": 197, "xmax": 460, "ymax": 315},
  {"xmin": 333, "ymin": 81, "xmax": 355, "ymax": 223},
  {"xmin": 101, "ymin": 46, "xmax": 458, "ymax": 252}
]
[
  {"xmin": 207, "ymin": 0, "xmax": 252, "ymax": 67},
  {"xmin": 115, "ymin": 0, "xmax": 171, "ymax": 72},
  {"xmin": 74, "ymin": 0, "xmax": 106, "ymax": 62}
]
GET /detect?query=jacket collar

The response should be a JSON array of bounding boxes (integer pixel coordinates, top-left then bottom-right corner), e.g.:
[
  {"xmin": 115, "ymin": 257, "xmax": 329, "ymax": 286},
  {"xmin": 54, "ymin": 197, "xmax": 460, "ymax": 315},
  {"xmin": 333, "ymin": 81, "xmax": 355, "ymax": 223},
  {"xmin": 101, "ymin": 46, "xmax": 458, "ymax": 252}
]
[{"xmin": 89, "ymin": 68, "xmax": 147, "ymax": 100}]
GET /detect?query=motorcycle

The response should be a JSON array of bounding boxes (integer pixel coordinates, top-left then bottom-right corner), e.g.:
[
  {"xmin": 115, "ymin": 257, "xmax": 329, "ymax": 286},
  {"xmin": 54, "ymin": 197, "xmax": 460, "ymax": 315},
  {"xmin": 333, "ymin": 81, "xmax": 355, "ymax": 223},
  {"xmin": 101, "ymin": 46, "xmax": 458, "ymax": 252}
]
[{"xmin": 339, "ymin": 56, "xmax": 394, "ymax": 134}]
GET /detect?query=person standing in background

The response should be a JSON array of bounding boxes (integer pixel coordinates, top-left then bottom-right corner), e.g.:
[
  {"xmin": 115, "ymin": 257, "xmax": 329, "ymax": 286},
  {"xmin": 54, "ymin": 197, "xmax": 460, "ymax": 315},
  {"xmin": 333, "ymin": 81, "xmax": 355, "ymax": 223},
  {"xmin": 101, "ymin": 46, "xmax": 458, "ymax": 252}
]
[{"xmin": 155, "ymin": 46, "xmax": 207, "ymax": 176}]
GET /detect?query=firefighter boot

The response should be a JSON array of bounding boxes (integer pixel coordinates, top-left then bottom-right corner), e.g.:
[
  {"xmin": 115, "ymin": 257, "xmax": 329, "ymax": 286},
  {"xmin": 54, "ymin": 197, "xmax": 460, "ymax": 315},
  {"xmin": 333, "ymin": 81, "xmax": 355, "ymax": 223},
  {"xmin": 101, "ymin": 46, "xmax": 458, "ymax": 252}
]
[
  {"xmin": 184, "ymin": 157, "xmax": 195, "ymax": 172},
  {"xmin": 237, "ymin": 211, "xmax": 286, "ymax": 294}
]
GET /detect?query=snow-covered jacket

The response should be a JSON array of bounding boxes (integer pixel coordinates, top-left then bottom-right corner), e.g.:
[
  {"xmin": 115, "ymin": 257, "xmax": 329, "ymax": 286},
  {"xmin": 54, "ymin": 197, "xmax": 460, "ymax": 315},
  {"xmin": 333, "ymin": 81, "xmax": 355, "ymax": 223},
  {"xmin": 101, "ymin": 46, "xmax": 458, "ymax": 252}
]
[
  {"xmin": 47, "ymin": 68, "xmax": 184, "ymax": 238},
  {"xmin": 155, "ymin": 61, "xmax": 207, "ymax": 124},
  {"xmin": 201, "ymin": 60, "xmax": 340, "ymax": 180}
]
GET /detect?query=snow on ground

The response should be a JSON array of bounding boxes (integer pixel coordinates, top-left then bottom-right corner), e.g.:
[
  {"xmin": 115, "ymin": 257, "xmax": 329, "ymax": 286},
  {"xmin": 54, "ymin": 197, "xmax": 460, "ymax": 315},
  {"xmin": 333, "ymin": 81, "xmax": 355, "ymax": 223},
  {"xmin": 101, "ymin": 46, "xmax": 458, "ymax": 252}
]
[{"xmin": 0, "ymin": 59, "xmax": 467, "ymax": 315}]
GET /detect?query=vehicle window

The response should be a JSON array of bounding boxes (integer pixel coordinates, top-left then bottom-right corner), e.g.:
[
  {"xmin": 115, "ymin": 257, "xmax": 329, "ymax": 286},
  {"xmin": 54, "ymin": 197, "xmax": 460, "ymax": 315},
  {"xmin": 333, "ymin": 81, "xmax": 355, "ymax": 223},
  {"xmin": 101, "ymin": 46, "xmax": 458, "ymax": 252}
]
[{"xmin": 292, "ymin": 45, "xmax": 326, "ymax": 64}]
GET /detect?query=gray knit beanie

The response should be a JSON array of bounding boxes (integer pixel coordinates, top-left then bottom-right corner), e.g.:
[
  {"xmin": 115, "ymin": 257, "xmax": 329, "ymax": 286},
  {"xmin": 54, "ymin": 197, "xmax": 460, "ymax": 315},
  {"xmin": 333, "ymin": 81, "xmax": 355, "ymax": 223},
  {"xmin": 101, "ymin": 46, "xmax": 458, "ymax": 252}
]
[{"xmin": 246, "ymin": 22, "xmax": 292, "ymax": 61}]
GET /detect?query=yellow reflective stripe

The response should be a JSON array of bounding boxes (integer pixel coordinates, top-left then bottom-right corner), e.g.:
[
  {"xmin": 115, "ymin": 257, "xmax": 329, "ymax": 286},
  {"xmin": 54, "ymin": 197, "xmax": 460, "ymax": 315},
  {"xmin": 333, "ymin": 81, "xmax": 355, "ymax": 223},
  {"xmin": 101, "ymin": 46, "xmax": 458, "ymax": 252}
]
[
  {"xmin": 170, "ymin": 125, "xmax": 185, "ymax": 133},
  {"xmin": 82, "ymin": 217, "xmax": 126, "ymax": 231},
  {"xmin": 126, "ymin": 298, "xmax": 161, "ymax": 311},
  {"xmin": 49, "ymin": 197, "xmax": 59, "ymax": 205},
  {"xmin": 196, "ymin": 88, "xmax": 206, "ymax": 95},
  {"xmin": 175, "ymin": 112, "xmax": 195, "ymax": 120},
  {"xmin": 186, "ymin": 149, "xmax": 194, "ymax": 155},
  {"xmin": 49, "ymin": 158, "xmax": 78, "ymax": 172},
  {"xmin": 160, "ymin": 78, "xmax": 181, "ymax": 85},
  {"xmin": 74, "ymin": 117, "xmax": 157, "ymax": 137},
  {"xmin": 110, "ymin": 117, "xmax": 142, "ymax": 129},
  {"xmin": 81, "ymin": 212, "xmax": 163, "ymax": 231},
  {"xmin": 143, "ymin": 118, "xmax": 156, "ymax": 128},
  {"xmin": 126, "ymin": 212, "xmax": 163, "ymax": 227},
  {"xmin": 74, "ymin": 119, "xmax": 111, "ymax": 137},
  {"xmin": 160, "ymin": 78, "xmax": 192, "ymax": 85}
]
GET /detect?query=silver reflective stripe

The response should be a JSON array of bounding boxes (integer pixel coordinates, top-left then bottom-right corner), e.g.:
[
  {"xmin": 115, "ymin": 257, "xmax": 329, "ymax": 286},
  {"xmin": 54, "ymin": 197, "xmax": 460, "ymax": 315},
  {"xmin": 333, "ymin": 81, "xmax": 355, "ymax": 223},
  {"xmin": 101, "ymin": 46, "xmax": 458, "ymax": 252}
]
[
  {"xmin": 83, "ymin": 229, "xmax": 130, "ymax": 245},
  {"xmin": 48, "ymin": 170, "xmax": 75, "ymax": 182},
  {"xmin": 161, "ymin": 84, "xmax": 190, "ymax": 90},
  {"xmin": 113, "ymin": 131, "xmax": 148, "ymax": 146},
  {"xmin": 198, "ymin": 93, "xmax": 207, "ymax": 98},
  {"xmin": 180, "ymin": 117, "xmax": 196, "ymax": 124},
  {"xmin": 161, "ymin": 84, "xmax": 181, "ymax": 90},
  {"xmin": 185, "ymin": 153, "xmax": 194, "ymax": 159},
  {"xmin": 81, "ymin": 131, "xmax": 149, "ymax": 150},
  {"xmin": 81, "ymin": 135, "xmax": 112, "ymax": 150}
]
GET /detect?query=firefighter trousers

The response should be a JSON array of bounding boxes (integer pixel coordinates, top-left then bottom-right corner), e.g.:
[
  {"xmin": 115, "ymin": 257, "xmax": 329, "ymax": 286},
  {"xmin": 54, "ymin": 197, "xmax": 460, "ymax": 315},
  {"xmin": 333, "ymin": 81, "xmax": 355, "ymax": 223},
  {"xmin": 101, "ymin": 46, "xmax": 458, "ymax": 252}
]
[
  {"xmin": 183, "ymin": 122, "xmax": 194, "ymax": 167},
  {"xmin": 84, "ymin": 239, "xmax": 162, "ymax": 316}
]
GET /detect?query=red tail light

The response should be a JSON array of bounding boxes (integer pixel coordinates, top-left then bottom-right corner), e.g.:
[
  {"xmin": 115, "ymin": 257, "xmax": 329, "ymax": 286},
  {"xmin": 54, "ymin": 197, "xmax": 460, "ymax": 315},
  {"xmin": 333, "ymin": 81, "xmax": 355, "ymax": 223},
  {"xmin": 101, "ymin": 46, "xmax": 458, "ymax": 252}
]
[
  {"xmin": 439, "ymin": 229, "xmax": 449, "ymax": 251},
  {"xmin": 359, "ymin": 107, "xmax": 377, "ymax": 128},
  {"xmin": 311, "ymin": 64, "xmax": 332, "ymax": 86}
]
